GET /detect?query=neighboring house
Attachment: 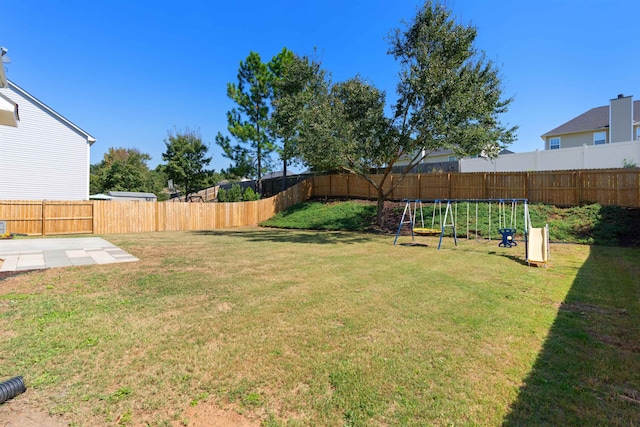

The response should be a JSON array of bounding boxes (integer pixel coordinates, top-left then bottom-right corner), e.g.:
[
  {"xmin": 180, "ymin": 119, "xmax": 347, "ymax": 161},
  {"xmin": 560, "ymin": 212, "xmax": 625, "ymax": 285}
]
[
  {"xmin": 107, "ymin": 191, "xmax": 157, "ymax": 202},
  {"xmin": 541, "ymin": 94, "xmax": 640, "ymax": 150},
  {"xmin": 0, "ymin": 80, "xmax": 96, "ymax": 200}
]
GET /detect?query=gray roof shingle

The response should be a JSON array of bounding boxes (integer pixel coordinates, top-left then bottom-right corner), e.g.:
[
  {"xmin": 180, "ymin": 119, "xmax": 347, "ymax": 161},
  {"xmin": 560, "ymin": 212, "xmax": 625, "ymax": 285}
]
[{"xmin": 541, "ymin": 100, "xmax": 640, "ymax": 137}]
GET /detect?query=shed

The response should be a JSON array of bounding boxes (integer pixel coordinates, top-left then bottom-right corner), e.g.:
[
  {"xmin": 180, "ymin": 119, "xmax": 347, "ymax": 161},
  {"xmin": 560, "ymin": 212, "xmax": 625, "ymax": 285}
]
[{"xmin": 107, "ymin": 191, "xmax": 157, "ymax": 202}]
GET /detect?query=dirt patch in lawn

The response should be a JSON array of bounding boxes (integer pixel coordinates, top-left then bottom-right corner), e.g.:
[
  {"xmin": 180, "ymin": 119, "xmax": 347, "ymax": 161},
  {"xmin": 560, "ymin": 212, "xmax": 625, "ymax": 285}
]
[
  {"xmin": 0, "ymin": 398, "xmax": 67, "ymax": 427},
  {"xmin": 172, "ymin": 402, "xmax": 261, "ymax": 427}
]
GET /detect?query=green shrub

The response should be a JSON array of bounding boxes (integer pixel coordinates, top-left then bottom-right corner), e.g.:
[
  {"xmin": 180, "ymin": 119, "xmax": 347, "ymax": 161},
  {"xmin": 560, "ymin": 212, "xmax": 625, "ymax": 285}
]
[
  {"xmin": 242, "ymin": 187, "xmax": 260, "ymax": 201},
  {"xmin": 218, "ymin": 185, "xmax": 261, "ymax": 202},
  {"xmin": 217, "ymin": 187, "xmax": 228, "ymax": 202}
]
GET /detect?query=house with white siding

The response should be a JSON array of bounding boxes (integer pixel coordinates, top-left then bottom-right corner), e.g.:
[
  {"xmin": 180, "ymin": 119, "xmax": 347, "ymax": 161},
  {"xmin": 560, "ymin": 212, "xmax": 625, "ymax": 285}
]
[{"xmin": 0, "ymin": 80, "xmax": 96, "ymax": 200}]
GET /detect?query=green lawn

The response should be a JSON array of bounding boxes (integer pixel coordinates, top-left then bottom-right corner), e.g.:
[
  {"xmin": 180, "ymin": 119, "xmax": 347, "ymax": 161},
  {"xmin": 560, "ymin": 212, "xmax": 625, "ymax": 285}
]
[{"xmin": 0, "ymin": 229, "xmax": 638, "ymax": 426}]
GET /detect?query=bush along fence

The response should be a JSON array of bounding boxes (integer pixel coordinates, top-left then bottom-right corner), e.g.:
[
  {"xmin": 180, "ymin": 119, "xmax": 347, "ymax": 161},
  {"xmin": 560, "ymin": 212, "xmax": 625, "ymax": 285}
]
[{"xmin": 0, "ymin": 169, "xmax": 637, "ymax": 236}]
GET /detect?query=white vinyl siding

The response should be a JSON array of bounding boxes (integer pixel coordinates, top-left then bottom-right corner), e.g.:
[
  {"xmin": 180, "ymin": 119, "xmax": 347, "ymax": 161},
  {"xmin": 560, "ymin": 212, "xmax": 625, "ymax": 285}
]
[
  {"xmin": 593, "ymin": 131, "xmax": 606, "ymax": 145},
  {"xmin": 0, "ymin": 85, "xmax": 91, "ymax": 200},
  {"xmin": 549, "ymin": 137, "xmax": 561, "ymax": 150}
]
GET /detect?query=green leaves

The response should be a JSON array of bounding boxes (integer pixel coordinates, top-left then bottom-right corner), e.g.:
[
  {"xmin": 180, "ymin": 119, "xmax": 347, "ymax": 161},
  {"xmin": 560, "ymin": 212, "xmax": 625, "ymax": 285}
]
[
  {"xmin": 90, "ymin": 147, "xmax": 165, "ymax": 197},
  {"xmin": 389, "ymin": 0, "xmax": 516, "ymax": 160},
  {"xmin": 161, "ymin": 128, "xmax": 211, "ymax": 197},
  {"xmin": 217, "ymin": 49, "xmax": 295, "ymax": 192}
]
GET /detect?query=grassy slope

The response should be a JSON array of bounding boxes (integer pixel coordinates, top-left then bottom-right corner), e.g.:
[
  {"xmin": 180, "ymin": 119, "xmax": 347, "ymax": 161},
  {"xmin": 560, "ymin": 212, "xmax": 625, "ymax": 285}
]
[{"xmin": 261, "ymin": 200, "xmax": 640, "ymax": 246}]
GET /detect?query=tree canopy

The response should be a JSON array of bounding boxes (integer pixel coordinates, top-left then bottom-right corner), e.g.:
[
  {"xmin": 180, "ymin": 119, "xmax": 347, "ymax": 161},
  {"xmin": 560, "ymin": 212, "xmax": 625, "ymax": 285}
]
[
  {"xmin": 216, "ymin": 48, "xmax": 295, "ymax": 193},
  {"xmin": 161, "ymin": 128, "xmax": 212, "ymax": 198},
  {"xmin": 90, "ymin": 147, "xmax": 166, "ymax": 198},
  {"xmin": 273, "ymin": 1, "xmax": 516, "ymax": 224}
]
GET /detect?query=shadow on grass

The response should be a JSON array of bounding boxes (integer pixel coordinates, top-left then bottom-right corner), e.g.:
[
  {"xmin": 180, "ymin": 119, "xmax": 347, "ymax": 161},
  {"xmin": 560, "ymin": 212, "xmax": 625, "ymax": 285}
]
[
  {"xmin": 191, "ymin": 228, "xmax": 375, "ymax": 245},
  {"xmin": 503, "ymin": 245, "xmax": 640, "ymax": 425}
]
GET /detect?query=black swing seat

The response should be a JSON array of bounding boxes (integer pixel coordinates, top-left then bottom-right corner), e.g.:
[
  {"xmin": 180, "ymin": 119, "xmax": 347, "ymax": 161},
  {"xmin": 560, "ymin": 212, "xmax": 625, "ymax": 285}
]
[{"xmin": 498, "ymin": 228, "xmax": 517, "ymax": 248}]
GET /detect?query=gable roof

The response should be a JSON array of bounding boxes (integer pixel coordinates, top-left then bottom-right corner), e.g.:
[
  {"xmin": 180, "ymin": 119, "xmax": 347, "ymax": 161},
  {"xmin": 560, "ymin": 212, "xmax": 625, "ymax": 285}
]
[
  {"xmin": 5, "ymin": 80, "xmax": 96, "ymax": 145},
  {"xmin": 541, "ymin": 100, "xmax": 640, "ymax": 138}
]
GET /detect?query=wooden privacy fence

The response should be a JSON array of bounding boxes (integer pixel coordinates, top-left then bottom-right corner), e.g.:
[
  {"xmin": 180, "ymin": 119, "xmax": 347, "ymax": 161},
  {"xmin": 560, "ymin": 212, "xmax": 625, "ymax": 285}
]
[
  {"xmin": 0, "ymin": 180, "xmax": 312, "ymax": 236},
  {"xmin": 311, "ymin": 169, "xmax": 640, "ymax": 207},
  {"xmin": 1, "ymin": 170, "xmax": 637, "ymax": 236}
]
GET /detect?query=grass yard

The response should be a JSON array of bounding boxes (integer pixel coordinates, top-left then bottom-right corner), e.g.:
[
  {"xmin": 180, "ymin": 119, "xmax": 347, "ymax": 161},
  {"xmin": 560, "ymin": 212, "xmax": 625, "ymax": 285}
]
[{"xmin": 0, "ymin": 229, "xmax": 638, "ymax": 426}]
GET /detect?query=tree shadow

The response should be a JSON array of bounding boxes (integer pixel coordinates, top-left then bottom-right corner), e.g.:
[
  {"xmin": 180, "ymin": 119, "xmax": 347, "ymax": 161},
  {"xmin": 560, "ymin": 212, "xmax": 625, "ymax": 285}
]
[
  {"xmin": 502, "ymin": 245, "xmax": 640, "ymax": 425},
  {"xmin": 191, "ymin": 228, "xmax": 375, "ymax": 245}
]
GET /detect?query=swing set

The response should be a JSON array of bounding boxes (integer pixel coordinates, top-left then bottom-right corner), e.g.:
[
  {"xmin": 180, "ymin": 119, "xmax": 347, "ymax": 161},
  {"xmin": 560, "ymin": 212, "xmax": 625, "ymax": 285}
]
[{"xmin": 393, "ymin": 198, "xmax": 549, "ymax": 266}]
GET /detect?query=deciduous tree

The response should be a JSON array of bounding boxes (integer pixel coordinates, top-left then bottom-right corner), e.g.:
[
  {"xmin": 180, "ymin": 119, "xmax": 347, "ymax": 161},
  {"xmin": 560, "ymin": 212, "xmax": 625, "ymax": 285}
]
[
  {"xmin": 90, "ymin": 147, "xmax": 165, "ymax": 197},
  {"xmin": 161, "ymin": 128, "xmax": 212, "ymax": 199},
  {"xmin": 275, "ymin": 1, "xmax": 516, "ymax": 225}
]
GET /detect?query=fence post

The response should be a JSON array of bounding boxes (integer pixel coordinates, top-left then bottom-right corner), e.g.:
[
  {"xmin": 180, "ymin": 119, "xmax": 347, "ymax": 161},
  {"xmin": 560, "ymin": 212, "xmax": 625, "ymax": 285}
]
[
  {"xmin": 576, "ymin": 171, "xmax": 582, "ymax": 205},
  {"xmin": 41, "ymin": 200, "xmax": 46, "ymax": 236},
  {"xmin": 346, "ymin": 174, "xmax": 350, "ymax": 199},
  {"xmin": 484, "ymin": 173, "xmax": 488, "ymax": 199}
]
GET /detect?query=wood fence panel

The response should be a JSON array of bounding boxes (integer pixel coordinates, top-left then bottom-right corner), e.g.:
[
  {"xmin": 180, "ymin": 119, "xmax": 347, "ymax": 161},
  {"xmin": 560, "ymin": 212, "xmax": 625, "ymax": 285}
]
[
  {"xmin": 450, "ymin": 173, "xmax": 486, "ymax": 200},
  {"xmin": 43, "ymin": 201, "xmax": 93, "ymax": 235},
  {"xmin": 418, "ymin": 173, "xmax": 450, "ymax": 200},
  {"xmin": 311, "ymin": 176, "xmax": 331, "ymax": 198},
  {"xmin": 391, "ymin": 174, "xmax": 419, "ymax": 200},
  {"xmin": 93, "ymin": 201, "xmax": 157, "ymax": 234},
  {"xmin": 614, "ymin": 170, "xmax": 640, "ymax": 207},
  {"xmin": 330, "ymin": 175, "xmax": 349, "ymax": 197},
  {"xmin": 348, "ymin": 175, "xmax": 373, "ymax": 199},
  {"xmin": 579, "ymin": 169, "xmax": 639, "ymax": 207},
  {"xmin": 485, "ymin": 173, "xmax": 527, "ymax": 200},
  {"xmin": 527, "ymin": 171, "xmax": 578, "ymax": 206},
  {"xmin": 0, "ymin": 201, "xmax": 43, "ymax": 235},
  {"xmin": 163, "ymin": 202, "xmax": 189, "ymax": 231}
]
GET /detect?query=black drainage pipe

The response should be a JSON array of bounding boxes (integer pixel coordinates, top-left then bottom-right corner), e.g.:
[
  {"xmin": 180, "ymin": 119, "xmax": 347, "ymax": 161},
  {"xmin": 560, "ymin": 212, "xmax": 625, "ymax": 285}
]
[{"xmin": 0, "ymin": 376, "xmax": 26, "ymax": 404}]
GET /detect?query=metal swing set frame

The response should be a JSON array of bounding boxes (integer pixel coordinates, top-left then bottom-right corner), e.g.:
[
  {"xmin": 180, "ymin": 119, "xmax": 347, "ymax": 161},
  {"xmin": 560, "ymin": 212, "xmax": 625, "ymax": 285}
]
[{"xmin": 393, "ymin": 198, "xmax": 539, "ymax": 263}]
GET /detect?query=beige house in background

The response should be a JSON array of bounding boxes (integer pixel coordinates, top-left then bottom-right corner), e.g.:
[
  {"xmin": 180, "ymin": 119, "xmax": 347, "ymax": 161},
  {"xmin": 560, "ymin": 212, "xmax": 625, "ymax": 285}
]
[{"xmin": 541, "ymin": 94, "xmax": 640, "ymax": 150}]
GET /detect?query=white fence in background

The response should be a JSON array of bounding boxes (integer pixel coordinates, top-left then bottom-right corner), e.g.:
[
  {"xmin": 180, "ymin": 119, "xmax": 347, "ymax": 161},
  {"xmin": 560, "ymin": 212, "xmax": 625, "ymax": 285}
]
[{"xmin": 460, "ymin": 140, "xmax": 640, "ymax": 172}]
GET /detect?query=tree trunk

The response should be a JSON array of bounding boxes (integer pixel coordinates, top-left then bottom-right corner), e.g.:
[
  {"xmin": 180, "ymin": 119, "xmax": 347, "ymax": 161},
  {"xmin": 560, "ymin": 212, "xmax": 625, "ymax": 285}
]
[
  {"xmin": 376, "ymin": 187, "xmax": 385, "ymax": 227},
  {"xmin": 282, "ymin": 159, "xmax": 287, "ymax": 193},
  {"xmin": 255, "ymin": 110, "xmax": 262, "ymax": 195}
]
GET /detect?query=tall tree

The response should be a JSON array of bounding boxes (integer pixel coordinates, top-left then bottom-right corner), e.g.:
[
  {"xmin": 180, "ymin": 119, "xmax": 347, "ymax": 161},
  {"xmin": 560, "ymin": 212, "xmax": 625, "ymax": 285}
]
[
  {"xmin": 161, "ymin": 128, "xmax": 212, "ymax": 199},
  {"xmin": 90, "ymin": 147, "xmax": 164, "ymax": 197},
  {"xmin": 216, "ymin": 48, "xmax": 295, "ymax": 194},
  {"xmin": 216, "ymin": 51, "xmax": 274, "ymax": 194},
  {"xmin": 275, "ymin": 2, "xmax": 516, "ymax": 225},
  {"xmin": 268, "ymin": 48, "xmax": 295, "ymax": 192}
]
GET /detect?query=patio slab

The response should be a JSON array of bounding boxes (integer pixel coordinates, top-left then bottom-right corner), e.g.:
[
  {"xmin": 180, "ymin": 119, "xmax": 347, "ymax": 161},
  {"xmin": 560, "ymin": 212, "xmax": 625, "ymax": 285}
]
[{"xmin": 0, "ymin": 237, "xmax": 138, "ymax": 272}]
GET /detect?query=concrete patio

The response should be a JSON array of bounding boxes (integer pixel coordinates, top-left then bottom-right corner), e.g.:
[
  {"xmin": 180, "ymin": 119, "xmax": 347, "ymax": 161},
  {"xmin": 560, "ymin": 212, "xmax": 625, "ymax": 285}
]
[{"xmin": 0, "ymin": 237, "xmax": 138, "ymax": 272}]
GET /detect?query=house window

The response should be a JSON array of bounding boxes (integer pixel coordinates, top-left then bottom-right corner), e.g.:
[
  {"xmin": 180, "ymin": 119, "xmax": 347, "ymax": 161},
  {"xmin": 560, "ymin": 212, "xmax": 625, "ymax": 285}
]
[
  {"xmin": 549, "ymin": 137, "xmax": 560, "ymax": 150},
  {"xmin": 448, "ymin": 156, "xmax": 457, "ymax": 162},
  {"xmin": 593, "ymin": 131, "xmax": 606, "ymax": 145},
  {"xmin": 636, "ymin": 127, "xmax": 640, "ymax": 140}
]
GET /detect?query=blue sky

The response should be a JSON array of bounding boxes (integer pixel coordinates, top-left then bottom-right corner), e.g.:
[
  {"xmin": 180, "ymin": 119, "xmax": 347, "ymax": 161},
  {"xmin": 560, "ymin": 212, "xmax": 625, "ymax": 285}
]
[{"xmin": 3, "ymin": 0, "xmax": 639, "ymax": 172}]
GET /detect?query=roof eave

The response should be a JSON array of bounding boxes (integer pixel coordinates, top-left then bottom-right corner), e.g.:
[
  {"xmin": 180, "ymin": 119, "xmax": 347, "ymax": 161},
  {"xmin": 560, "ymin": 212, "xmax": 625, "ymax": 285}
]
[
  {"xmin": 541, "ymin": 125, "xmax": 609, "ymax": 139},
  {"xmin": 7, "ymin": 80, "xmax": 96, "ymax": 144}
]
